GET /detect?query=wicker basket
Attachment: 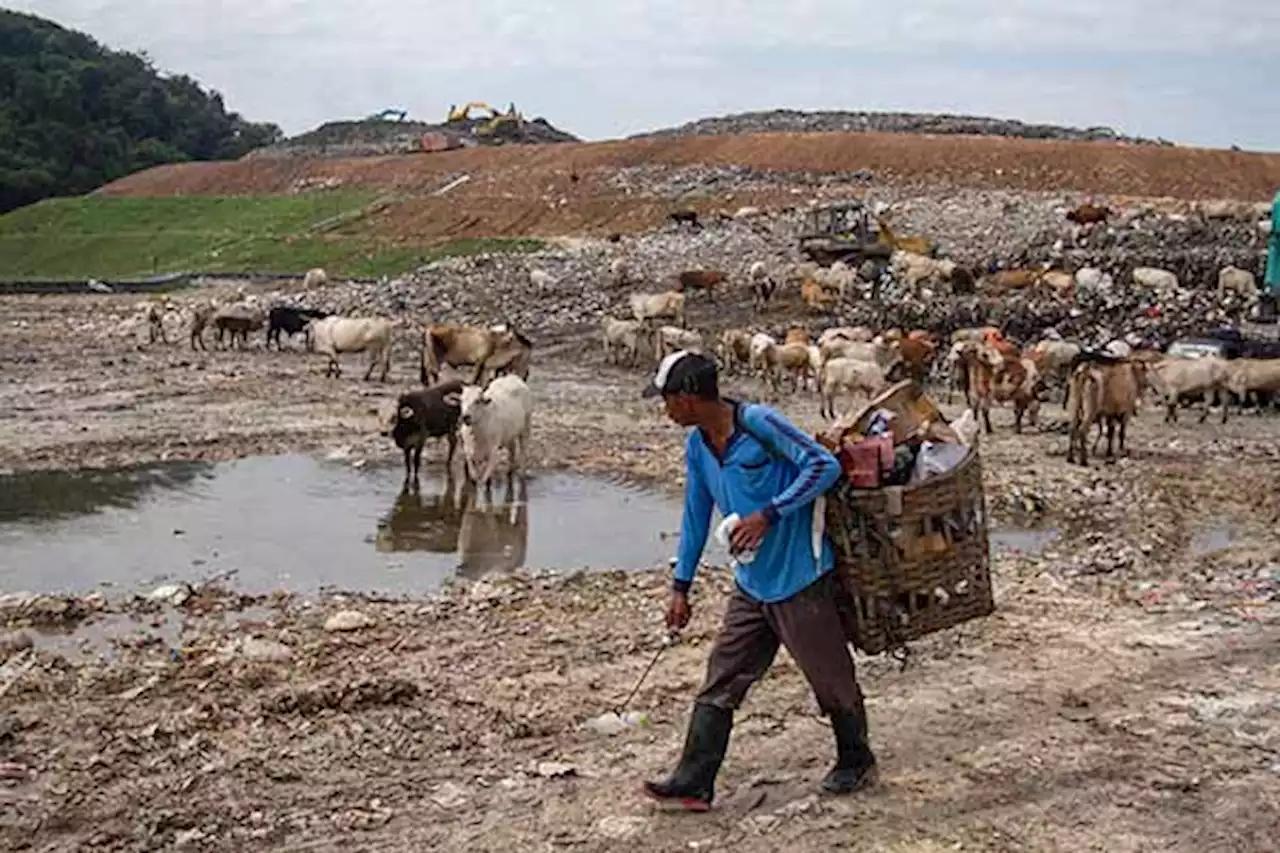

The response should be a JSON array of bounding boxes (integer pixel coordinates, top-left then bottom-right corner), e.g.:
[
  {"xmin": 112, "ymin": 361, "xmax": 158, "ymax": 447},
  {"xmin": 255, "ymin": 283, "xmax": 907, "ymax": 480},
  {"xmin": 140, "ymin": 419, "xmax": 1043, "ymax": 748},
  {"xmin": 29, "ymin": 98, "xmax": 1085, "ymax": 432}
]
[{"xmin": 825, "ymin": 445, "xmax": 994, "ymax": 656}]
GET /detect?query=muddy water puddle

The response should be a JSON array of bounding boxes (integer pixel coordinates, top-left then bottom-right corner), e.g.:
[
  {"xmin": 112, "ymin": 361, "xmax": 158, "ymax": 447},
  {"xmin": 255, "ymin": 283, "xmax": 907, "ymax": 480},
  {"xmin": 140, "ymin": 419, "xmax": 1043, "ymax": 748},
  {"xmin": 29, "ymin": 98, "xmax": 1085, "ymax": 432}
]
[{"xmin": 0, "ymin": 456, "xmax": 682, "ymax": 596}]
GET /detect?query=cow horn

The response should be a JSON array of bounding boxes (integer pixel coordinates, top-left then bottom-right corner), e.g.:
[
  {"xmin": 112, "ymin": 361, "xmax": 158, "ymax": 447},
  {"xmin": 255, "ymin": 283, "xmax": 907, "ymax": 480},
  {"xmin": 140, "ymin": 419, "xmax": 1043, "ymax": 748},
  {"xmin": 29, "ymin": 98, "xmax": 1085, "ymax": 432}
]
[{"xmin": 443, "ymin": 392, "xmax": 461, "ymax": 407}]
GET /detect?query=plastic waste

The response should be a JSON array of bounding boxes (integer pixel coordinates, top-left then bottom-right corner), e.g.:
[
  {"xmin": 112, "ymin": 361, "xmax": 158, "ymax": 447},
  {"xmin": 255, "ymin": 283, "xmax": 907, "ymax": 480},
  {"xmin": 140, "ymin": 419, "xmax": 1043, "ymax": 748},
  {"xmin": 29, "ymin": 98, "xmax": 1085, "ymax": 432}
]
[
  {"xmin": 911, "ymin": 441, "xmax": 969, "ymax": 484},
  {"xmin": 584, "ymin": 710, "xmax": 652, "ymax": 736},
  {"xmin": 715, "ymin": 513, "xmax": 758, "ymax": 565},
  {"xmin": 949, "ymin": 409, "xmax": 979, "ymax": 447},
  {"xmin": 865, "ymin": 409, "xmax": 896, "ymax": 437}
]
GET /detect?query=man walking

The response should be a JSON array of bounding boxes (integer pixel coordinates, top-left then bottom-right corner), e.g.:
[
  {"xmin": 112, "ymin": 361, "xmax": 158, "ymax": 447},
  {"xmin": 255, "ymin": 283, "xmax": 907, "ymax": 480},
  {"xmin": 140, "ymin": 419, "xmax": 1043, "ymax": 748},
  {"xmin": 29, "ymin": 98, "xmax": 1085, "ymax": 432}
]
[{"xmin": 640, "ymin": 350, "xmax": 877, "ymax": 812}]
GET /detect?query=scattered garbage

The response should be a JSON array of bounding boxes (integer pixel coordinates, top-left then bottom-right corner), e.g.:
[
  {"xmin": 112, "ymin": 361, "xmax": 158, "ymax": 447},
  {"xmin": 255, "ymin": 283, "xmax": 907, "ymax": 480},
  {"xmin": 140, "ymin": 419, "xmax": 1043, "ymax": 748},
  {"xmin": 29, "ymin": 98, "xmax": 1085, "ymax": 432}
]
[
  {"xmin": 323, "ymin": 610, "xmax": 375, "ymax": 632},
  {"xmin": 584, "ymin": 710, "xmax": 652, "ymax": 736}
]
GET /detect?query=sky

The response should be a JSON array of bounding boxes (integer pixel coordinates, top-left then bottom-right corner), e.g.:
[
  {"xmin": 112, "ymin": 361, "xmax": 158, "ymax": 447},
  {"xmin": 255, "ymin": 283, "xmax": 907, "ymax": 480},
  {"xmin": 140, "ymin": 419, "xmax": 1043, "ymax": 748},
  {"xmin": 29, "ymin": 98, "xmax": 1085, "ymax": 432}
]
[{"xmin": 10, "ymin": 0, "xmax": 1280, "ymax": 150}]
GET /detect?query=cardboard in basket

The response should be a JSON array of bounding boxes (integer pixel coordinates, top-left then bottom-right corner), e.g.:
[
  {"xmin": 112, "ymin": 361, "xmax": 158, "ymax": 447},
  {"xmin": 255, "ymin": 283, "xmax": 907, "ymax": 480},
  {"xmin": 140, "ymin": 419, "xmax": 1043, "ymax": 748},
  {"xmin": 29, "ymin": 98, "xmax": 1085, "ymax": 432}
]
[{"xmin": 824, "ymin": 380, "xmax": 960, "ymax": 445}]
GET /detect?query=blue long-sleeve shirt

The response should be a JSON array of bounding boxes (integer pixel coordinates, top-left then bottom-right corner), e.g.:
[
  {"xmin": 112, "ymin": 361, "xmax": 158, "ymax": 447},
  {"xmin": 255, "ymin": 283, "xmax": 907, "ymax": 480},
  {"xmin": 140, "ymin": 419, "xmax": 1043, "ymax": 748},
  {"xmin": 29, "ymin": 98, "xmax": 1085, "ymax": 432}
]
[{"xmin": 674, "ymin": 401, "xmax": 841, "ymax": 604}]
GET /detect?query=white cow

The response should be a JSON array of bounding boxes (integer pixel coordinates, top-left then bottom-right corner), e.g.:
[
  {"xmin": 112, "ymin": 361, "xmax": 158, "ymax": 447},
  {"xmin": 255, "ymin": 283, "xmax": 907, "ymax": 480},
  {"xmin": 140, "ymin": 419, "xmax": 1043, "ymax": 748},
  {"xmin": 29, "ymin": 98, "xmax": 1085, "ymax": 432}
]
[
  {"xmin": 459, "ymin": 375, "xmax": 534, "ymax": 488},
  {"xmin": 310, "ymin": 316, "xmax": 393, "ymax": 381}
]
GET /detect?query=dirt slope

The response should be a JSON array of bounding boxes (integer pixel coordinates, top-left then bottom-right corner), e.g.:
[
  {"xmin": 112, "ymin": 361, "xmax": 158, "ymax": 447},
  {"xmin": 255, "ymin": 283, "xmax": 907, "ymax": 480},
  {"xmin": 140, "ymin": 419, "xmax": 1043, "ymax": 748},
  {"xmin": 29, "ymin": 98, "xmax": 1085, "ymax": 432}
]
[{"xmin": 102, "ymin": 131, "xmax": 1280, "ymax": 203}]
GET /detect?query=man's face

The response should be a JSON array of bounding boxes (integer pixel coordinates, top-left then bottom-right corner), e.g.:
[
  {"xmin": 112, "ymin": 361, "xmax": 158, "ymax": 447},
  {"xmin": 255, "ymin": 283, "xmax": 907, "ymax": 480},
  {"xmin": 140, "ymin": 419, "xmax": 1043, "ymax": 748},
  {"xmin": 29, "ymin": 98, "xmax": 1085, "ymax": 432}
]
[{"xmin": 662, "ymin": 393, "xmax": 699, "ymax": 426}]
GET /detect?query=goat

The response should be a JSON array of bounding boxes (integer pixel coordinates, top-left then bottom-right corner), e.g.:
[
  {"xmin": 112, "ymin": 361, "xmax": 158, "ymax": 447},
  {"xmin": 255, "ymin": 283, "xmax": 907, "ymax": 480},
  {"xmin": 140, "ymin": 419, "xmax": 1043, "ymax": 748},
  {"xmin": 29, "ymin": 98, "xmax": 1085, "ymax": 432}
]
[
  {"xmin": 629, "ymin": 291, "xmax": 686, "ymax": 328},
  {"xmin": 601, "ymin": 317, "xmax": 645, "ymax": 366}
]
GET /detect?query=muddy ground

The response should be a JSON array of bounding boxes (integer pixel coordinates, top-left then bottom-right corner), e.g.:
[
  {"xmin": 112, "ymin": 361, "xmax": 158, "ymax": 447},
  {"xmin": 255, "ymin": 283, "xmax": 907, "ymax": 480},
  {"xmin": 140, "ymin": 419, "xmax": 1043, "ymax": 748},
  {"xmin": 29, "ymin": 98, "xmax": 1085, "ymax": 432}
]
[{"xmin": 1, "ymin": 288, "xmax": 1278, "ymax": 852}]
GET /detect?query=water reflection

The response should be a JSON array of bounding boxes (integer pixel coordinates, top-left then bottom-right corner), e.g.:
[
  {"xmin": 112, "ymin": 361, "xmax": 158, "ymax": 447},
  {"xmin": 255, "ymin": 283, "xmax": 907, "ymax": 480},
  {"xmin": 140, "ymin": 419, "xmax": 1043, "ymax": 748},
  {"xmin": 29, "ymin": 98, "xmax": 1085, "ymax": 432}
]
[
  {"xmin": 375, "ymin": 474, "xmax": 532, "ymax": 579},
  {"xmin": 457, "ymin": 477, "xmax": 529, "ymax": 580},
  {"xmin": 375, "ymin": 473, "xmax": 466, "ymax": 554},
  {"xmin": 0, "ymin": 462, "xmax": 213, "ymax": 524}
]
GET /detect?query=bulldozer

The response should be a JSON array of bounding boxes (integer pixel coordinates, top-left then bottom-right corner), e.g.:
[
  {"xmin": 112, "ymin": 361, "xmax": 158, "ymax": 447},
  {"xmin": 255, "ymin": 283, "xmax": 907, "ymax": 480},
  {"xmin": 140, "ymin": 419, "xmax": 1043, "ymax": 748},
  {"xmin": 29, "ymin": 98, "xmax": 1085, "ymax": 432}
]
[{"xmin": 796, "ymin": 200, "xmax": 892, "ymax": 267}]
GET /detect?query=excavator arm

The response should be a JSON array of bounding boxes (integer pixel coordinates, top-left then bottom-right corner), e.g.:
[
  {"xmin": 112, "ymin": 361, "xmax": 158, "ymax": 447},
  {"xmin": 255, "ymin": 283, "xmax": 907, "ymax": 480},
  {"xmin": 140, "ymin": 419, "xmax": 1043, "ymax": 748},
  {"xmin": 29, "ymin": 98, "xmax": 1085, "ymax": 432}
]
[{"xmin": 447, "ymin": 102, "xmax": 500, "ymax": 122}]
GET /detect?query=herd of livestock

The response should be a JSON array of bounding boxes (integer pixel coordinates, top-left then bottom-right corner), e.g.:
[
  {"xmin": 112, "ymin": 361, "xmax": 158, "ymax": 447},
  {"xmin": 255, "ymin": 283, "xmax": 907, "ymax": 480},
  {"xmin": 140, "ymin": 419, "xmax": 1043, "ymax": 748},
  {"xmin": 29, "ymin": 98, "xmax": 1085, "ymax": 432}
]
[
  {"xmin": 127, "ymin": 241, "xmax": 1279, "ymax": 493},
  {"xmin": 605, "ymin": 254, "xmax": 1278, "ymax": 468}
]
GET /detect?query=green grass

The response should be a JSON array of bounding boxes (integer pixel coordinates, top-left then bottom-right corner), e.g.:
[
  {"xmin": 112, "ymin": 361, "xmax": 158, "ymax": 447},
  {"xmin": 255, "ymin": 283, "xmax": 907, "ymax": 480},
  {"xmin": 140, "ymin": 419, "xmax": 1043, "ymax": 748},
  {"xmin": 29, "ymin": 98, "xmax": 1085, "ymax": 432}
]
[{"xmin": 0, "ymin": 196, "xmax": 545, "ymax": 279}]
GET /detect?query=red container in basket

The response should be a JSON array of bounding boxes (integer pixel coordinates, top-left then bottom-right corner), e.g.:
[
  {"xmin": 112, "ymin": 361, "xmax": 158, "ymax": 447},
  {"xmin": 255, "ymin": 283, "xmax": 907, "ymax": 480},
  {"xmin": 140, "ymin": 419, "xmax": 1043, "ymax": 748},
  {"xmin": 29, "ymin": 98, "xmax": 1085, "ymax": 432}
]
[{"xmin": 842, "ymin": 435, "xmax": 895, "ymax": 488}]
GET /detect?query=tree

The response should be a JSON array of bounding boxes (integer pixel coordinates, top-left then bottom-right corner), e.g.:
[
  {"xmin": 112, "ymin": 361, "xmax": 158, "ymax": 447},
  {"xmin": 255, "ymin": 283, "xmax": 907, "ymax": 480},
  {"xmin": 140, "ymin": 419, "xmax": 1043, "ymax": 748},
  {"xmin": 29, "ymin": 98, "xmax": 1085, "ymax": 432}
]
[{"xmin": 0, "ymin": 9, "xmax": 283, "ymax": 213}]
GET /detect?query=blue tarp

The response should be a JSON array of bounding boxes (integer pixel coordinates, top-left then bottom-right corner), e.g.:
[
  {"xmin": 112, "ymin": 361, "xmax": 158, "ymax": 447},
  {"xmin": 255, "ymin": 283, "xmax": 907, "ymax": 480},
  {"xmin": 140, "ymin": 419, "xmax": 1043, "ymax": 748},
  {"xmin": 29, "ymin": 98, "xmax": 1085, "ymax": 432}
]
[{"xmin": 1267, "ymin": 189, "xmax": 1280, "ymax": 294}]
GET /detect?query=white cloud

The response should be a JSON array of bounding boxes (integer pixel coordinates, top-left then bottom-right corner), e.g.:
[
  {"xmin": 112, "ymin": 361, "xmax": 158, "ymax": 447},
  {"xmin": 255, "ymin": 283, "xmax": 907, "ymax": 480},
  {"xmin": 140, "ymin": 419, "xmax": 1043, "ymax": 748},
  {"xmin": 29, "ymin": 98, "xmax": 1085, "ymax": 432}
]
[
  {"xmin": 7, "ymin": 0, "xmax": 1280, "ymax": 147},
  {"xmin": 16, "ymin": 0, "xmax": 1280, "ymax": 70}
]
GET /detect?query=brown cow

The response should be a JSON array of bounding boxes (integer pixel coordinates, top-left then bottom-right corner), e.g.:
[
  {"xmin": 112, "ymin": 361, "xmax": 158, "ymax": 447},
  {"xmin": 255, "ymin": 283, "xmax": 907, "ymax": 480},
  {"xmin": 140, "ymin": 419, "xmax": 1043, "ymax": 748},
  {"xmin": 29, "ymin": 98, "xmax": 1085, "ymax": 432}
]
[
  {"xmin": 1066, "ymin": 204, "xmax": 1112, "ymax": 225},
  {"xmin": 676, "ymin": 269, "xmax": 728, "ymax": 301},
  {"xmin": 1066, "ymin": 359, "xmax": 1142, "ymax": 465},
  {"xmin": 420, "ymin": 323, "xmax": 533, "ymax": 386}
]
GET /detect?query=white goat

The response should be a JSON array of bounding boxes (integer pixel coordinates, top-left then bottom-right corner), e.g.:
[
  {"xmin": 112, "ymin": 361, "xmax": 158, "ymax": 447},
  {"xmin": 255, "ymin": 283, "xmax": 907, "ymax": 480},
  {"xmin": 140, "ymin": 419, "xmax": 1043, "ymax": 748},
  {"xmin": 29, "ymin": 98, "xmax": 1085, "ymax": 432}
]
[
  {"xmin": 601, "ymin": 317, "xmax": 644, "ymax": 366},
  {"xmin": 819, "ymin": 357, "xmax": 892, "ymax": 418}
]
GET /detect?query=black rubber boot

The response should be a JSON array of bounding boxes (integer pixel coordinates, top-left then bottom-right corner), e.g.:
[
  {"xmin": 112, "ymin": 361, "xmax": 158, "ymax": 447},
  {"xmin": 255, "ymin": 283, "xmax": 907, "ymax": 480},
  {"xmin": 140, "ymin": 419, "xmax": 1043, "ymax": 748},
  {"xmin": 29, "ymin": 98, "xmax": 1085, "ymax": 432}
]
[
  {"xmin": 821, "ymin": 703, "xmax": 878, "ymax": 795},
  {"xmin": 642, "ymin": 703, "xmax": 733, "ymax": 811}
]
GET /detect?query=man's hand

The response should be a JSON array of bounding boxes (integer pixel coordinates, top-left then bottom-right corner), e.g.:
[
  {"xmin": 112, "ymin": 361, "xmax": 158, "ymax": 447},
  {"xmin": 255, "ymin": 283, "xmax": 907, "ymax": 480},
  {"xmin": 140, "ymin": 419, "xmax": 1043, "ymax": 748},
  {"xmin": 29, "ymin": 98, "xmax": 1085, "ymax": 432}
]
[
  {"xmin": 666, "ymin": 590, "xmax": 691, "ymax": 631},
  {"xmin": 730, "ymin": 510, "xmax": 770, "ymax": 554}
]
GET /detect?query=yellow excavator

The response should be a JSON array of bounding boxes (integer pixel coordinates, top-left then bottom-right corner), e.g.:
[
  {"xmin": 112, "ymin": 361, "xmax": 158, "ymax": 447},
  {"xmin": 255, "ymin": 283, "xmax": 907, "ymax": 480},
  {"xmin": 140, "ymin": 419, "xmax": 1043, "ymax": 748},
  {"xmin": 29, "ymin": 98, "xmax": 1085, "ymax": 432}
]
[
  {"xmin": 446, "ymin": 102, "xmax": 525, "ymax": 139},
  {"xmin": 446, "ymin": 102, "xmax": 499, "ymax": 122}
]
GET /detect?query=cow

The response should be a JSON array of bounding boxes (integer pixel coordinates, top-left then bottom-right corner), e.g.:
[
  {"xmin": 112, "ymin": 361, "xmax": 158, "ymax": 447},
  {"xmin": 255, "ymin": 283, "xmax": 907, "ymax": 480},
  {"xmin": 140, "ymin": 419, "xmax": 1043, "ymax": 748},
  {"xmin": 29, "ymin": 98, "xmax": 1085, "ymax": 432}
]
[
  {"xmin": 677, "ymin": 270, "xmax": 728, "ymax": 302},
  {"xmin": 459, "ymin": 375, "xmax": 534, "ymax": 490},
  {"xmin": 1066, "ymin": 359, "xmax": 1143, "ymax": 466},
  {"xmin": 311, "ymin": 316, "xmax": 394, "ymax": 381},
  {"xmin": 188, "ymin": 303, "xmax": 214, "ymax": 351},
  {"xmin": 420, "ymin": 323, "xmax": 533, "ymax": 387},
  {"xmin": 379, "ymin": 379, "xmax": 465, "ymax": 487},
  {"xmin": 267, "ymin": 306, "xmax": 330, "ymax": 350},
  {"xmin": 1066, "ymin": 204, "xmax": 1112, "ymax": 225},
  {"xmin": 668, "ymin": 209, "xmax": 700, "ymax": 229},
  {"xmin": 211, "ymin": 303, "xmax": 265, "ymax": 349}
]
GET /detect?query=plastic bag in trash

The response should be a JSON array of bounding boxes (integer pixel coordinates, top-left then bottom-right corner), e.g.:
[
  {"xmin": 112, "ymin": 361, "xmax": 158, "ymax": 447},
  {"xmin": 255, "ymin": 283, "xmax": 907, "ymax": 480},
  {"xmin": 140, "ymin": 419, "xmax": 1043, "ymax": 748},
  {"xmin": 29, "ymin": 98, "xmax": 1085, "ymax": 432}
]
[{"xmin": 911, "ymin": 441, "xmax": 969, "ymax": 484}]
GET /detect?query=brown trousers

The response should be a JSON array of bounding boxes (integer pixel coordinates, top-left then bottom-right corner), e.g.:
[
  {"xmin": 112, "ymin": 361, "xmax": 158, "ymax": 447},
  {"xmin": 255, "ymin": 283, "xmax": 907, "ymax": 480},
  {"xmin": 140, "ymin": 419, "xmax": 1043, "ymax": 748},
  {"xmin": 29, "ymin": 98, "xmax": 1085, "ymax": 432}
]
[{"xmin": 696, "ymin": 571, "xmax": 864, "ymax": 716}]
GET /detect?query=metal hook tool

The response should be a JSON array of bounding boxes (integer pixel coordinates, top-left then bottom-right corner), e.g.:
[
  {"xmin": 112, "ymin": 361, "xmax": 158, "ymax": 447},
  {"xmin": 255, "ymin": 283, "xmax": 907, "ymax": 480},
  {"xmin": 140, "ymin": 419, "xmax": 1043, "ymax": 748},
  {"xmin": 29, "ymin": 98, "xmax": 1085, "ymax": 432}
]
[{"xmin": 615, "ymin": 630, "xmax": 679, "ymax": 714}]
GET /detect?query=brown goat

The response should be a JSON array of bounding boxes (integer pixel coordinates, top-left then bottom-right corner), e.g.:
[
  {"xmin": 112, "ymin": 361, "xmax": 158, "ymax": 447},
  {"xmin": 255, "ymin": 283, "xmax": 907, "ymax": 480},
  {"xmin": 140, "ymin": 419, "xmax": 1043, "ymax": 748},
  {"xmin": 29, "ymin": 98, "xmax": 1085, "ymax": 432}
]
[{"xmin": 800, "ymin": 277, "xmax": 838, "ymax": 313}]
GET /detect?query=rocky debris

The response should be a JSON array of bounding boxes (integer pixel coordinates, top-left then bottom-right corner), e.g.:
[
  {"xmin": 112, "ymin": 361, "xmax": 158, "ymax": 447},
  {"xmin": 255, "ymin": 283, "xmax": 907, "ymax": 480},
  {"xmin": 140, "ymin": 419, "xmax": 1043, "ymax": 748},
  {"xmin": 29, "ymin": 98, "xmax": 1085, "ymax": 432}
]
[
  {"xmin": 0, "ymin": 593, "xmax": 104, "ymax": 629},
  {"xmin": 261, "ymin": 676, "xmax": 419, "ymax": 715},
  {"xmin": 233, "ymin": 637, "xmax": 294, "ymax": 663},
  {"xmin": 635, "ymin": 109, "xmax": 1168, "ymax": 146},
  {"xmin": 0, "ymin": 630, "xmax": 33, "ymax": 659},
  {"xmin": 147, "ymin": 583, "xmax": 193, "ymax": 606},
  {"xmin": 605, "ymin": 164, "xmax": 874, "ymax": 199}
]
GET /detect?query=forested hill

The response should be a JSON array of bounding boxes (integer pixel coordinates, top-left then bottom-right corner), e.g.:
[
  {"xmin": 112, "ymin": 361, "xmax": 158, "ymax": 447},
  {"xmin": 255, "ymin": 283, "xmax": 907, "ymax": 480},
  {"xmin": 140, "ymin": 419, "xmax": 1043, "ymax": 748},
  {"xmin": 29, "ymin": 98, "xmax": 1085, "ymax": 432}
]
[{"xmin": 0, "ymin": 9, "xmax": 282, "ymax": 213}]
